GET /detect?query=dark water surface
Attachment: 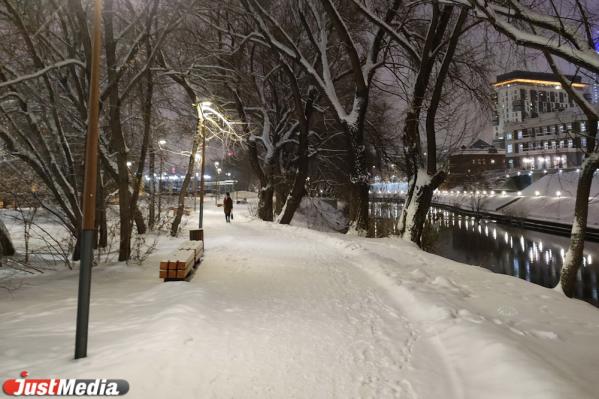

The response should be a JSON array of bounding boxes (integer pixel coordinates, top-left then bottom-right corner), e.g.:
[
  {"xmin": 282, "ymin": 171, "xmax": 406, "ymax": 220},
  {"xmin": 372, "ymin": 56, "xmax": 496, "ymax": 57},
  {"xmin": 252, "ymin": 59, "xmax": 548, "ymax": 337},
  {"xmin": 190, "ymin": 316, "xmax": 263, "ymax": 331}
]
[{"xmin": 369, "ymin": 202, "xmax": 599, "ymax": 307}]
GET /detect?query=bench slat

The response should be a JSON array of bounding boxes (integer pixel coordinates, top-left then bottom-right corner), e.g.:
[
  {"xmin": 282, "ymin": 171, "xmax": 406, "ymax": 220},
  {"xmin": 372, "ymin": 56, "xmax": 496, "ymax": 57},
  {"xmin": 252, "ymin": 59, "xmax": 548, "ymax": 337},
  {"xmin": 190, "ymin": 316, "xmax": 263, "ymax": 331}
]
[{"xmin": 159, "ymin": 240, "xmax": 204, "ymax": 281}]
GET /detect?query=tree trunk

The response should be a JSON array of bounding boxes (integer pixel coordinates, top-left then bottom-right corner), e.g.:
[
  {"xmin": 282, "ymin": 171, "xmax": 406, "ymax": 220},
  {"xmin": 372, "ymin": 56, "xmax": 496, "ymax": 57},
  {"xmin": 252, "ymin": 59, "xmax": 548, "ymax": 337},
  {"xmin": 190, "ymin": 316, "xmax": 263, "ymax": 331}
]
[
  {"xmin": 349, "ymin": 181, "xmax": 370, "ymax": 233},
  {"xmin": 560, "ymin": 151, "xmax": 599, "ymax": 296},
  {"xmin": 0, "ymin": 218, "xmax": 15, "ymax": 256},
  {"xmin": 104, "ymin": 0, "xmax": 132, "ymax": 261},
  {"xmin": 133, "ymin": 207, "xmax": 147, "ymax": 234},
  {"xmin": 397, "ymin": 5, "xmax": 455, "ymax": 246},
  {"xmin": 274, "ymin": 180, "xmax": 287, "ymax": 216},
  {"xmin": 398, "ymin": 170, "xmax": 445, "ymax": 246},
  {"xmin": 542, "ymin": 52, "xmax": 599, "ymax": 297},
  {"xmin": 149, "ymin": 140, "xmax": 156, "ymax": 230},
  {"xmin": 278, "ymin": 86, "xmax": 317, "ymax": 225},
  {"xmin": 343, "ymin": 99, "xmax": 370, "ymax": 234},
  {"xmin": 170, "ymin": 125, "xmax": 200, "ymax": 236},
  {"xmin": 258, "ymin": 182, "xmax": 275, "ymax": 222},
  {"xmin": 129, "ymin": 22, "xmax": 154, "ymax": 237},
  {"xmin": 72, "ymin": 228, "xmax": 81, "ymax": 261}
]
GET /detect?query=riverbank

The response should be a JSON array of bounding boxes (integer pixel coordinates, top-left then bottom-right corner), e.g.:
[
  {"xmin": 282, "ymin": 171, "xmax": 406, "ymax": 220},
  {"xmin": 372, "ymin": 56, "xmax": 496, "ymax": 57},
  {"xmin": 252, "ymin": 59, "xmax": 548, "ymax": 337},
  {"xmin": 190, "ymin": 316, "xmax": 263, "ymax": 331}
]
[
  {"xmin": 433, "ymin": 171, "xmax": 599, "ymax": 229},
  {"xmin": 1, "ymin": 203, "xmax": 599, "ymax": 398}
]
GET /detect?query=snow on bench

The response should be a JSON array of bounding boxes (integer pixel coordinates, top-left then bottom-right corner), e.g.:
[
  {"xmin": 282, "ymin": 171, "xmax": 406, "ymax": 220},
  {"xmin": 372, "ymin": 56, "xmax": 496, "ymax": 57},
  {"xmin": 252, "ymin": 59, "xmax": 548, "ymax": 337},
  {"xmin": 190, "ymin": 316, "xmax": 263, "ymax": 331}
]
[{"xmin": 159, "ymin": 240, "xmax": 204, "ymax": 281}]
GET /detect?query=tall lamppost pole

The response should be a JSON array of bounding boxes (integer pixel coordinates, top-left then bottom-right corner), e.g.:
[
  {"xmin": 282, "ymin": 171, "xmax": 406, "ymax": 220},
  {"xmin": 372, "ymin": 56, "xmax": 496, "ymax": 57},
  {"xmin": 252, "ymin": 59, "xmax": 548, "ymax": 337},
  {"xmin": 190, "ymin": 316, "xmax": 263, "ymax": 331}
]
[
  {"xmin": 196, "ymin": 103, "xmax": 208, "ymax": 230},
  {"xmin": 193, "ymin": 154, "xmax": 200, "ymax": 212},
  {"xmin": 75, "ymin": 0, "xmax": 102, "ymax": 360},
  {"xmin": 157, "ymin": 139, "xmax": 166, "ymax": 222},
  {"xmin": 214, "ymin": 162, "xmax": 221, "ymax": 205},
  {"xmin": 193, "ymin": 101, "xmax": 231, "ymax": 232}
]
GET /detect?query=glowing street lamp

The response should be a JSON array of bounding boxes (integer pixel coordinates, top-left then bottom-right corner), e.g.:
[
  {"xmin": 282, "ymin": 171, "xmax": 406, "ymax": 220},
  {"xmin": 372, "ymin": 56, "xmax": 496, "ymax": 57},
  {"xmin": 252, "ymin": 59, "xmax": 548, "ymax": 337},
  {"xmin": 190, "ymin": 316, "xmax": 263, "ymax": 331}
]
[
  {"xmin": 193, "ymin": 101, "xmax": 213, "ymax": 232},
  {"xmin": 193, "ymin": 101, "xmax": 238, "ymax": 232},
  {"xmin": 215, "ymin": 165, "xmax": 222, "ymax": 205}
]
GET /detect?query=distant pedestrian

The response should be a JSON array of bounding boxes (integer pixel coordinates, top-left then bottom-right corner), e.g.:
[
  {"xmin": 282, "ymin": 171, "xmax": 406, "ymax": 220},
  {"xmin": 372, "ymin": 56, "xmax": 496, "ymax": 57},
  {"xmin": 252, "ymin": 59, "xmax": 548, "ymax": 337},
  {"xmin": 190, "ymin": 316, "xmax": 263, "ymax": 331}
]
[{"xmin": 223, "ymin": 192, "xmax": 233, "ymax": 223}]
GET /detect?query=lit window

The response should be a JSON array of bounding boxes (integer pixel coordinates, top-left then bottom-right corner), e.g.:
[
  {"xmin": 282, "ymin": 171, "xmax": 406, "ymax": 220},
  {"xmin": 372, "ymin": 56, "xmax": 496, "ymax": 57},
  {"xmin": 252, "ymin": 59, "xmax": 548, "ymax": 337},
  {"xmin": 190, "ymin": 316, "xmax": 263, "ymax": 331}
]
[{"xmin": 507, "ymin": 144, "xmax": 513, "ymax": 153}]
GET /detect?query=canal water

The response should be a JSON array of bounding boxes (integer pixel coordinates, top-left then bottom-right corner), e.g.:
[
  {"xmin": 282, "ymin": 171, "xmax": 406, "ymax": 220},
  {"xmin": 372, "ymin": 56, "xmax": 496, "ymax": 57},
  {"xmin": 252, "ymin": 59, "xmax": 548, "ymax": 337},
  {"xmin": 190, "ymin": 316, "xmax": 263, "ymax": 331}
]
[{"xmin": 369, "ymin": 202, "xmax": 599, "ymax": 307}]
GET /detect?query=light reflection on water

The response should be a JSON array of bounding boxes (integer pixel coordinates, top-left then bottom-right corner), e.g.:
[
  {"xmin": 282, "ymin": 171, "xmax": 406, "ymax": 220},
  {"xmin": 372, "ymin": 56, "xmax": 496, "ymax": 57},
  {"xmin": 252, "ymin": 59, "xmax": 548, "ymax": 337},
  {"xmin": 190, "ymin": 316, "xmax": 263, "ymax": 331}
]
[{"xmin": 369, "ymin": 202, "xmax": 599, "ymax": 307}]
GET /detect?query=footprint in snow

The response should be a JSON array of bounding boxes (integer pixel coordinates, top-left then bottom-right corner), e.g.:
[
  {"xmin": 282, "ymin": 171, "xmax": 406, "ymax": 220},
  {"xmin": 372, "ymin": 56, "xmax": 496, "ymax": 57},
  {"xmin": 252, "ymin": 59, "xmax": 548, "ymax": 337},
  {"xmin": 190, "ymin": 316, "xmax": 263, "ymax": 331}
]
[
  {"xmin": 529, "ymin": 330, "xmax": 559, "ymax": 340},
  {"xmin": 457, "ymin": 309, "xmax": 485, "ymax": 324}
]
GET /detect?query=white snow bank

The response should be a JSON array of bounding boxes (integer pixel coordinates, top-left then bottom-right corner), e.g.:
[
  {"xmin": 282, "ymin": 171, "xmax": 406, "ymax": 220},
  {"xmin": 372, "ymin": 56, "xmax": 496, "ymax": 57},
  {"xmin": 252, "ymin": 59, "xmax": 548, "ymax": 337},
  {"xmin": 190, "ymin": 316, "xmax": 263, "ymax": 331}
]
[
  {"xmin": 1, "ymin": 203, "xmax": 598, "ymax": 398},
  {"xmin": 434, "ymin": 171, "xmax": 599, "ymax": 227},
  {"xmin": 290, "ymin": 197, "xmax": 348, "ymax": 232}
]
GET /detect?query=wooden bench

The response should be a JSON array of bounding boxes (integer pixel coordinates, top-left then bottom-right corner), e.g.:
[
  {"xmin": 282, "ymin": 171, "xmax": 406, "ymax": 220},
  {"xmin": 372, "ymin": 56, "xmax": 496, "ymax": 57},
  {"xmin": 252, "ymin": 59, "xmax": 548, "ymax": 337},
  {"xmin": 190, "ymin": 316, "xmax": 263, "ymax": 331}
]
[{"xmin": 159, "ymin": 240, "xmax": 204, "ymax": 281}]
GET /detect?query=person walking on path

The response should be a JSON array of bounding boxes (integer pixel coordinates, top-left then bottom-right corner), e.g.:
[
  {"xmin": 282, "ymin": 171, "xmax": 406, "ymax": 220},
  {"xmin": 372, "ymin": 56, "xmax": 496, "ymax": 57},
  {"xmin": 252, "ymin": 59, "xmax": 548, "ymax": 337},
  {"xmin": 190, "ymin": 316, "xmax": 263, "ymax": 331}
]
[{"xmin": 223, "ymin": 192, "xmax": 233, "ymax": 223}]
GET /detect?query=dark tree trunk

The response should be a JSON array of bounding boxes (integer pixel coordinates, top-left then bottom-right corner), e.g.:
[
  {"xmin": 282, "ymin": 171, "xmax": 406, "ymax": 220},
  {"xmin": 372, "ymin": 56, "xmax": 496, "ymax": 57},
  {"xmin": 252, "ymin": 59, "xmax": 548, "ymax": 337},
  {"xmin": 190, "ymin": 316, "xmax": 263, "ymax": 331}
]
[
  {"xmin": 343, "ymin": 99, "xmax": 370, "ymax": 234},
  {"xmin": 104, "ymin": 0, "xmax": 132, "ymax": 261},
  {"xmin": 171, "ymin": 125, "xmax": 200, "ymax": 236},
  {"xmin": 560, "ymin": 119, "xmax": 599, "ymax": 297},
  {"xmin": 229, "ymin": 86, "xmax": 274, "ymax": 222},
  {"xmin": 278, "ymin": 87, "xmax": 317, "ymax": 225},
  {"xmin": 258, "ymin": 174, "xmax": 275, "ymax": 222},
  {"xmin": 149, "ymin": 140, "xmax": 156, "ymax": 229},
  {"xmin": 72, "ymin": 228, "xmax": 81, "ymax": 261},
  {"xmin": 133, "ymin": 207, "xmax": 147, "ymax": 234},
  {"xmin": 274, "ymin": 180, "xmax": 288, "ymax": 216},
  {"xmin": 129, "ymin": 13, "xmax": 154, "ymax": 237},
  {"xmin": 542, "ymin": 52, "xmax": 599, "ymax": 296},
  {"xmin": 400, "ymin": 7, "xmax": 468, "ymax": 247},
  {"xmin": 398, "ymin": 5, "xmax": 458, "ymax": 245},
  {"xmin": 0, "ymin": 218, "xmax": 15, "ymax": 256}
]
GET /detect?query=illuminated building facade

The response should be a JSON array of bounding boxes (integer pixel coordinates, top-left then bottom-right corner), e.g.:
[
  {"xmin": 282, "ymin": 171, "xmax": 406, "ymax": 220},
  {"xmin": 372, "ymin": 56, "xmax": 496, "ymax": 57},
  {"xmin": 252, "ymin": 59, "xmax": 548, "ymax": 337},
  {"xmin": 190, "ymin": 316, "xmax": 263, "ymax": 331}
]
[
  {"xmin": 492, "ymin": 71, "xmax": 586, "ymax": 148},
  {"xmin": 503, "ymin": 108, "xmax": 597, "ymax": 170}
]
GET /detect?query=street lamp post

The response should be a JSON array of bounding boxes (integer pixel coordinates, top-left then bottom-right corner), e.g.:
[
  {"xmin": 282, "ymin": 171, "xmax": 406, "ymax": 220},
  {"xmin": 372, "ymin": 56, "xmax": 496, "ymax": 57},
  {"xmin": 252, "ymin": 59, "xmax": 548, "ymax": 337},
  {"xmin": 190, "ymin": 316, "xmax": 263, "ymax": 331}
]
[
  {"xmin": 193, "ymin": 173, "xmax": 198, "ymax": 211},
  {"xmin": 193, "ymin": 153, "xmax": 200, "ymax": 212},
  {"xmin": 192, "ymin": 101, "xmax": 231, "ymax": 235},
  {"xmin": 157, "ymin": 139, "xmax": 166, "ymax": 222},
  {"xmin": 75, "ymin": 0, "xmax": 102, "ymax": 360},
  {"xmin": 195, "ymin": 102, "xmax": 209, "ymax": 233},
  {"xmin": 198, "ymin": 126, "xmax": 206, "ymax": 229},
  {"xmin": 216, "ymin": 168, "xmax": 222, "ymax": 203}
]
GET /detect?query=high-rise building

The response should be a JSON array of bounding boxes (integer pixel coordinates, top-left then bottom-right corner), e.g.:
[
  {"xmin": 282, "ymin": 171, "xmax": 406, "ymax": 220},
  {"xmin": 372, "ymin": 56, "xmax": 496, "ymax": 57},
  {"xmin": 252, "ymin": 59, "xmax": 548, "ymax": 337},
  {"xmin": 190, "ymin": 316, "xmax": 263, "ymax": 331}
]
[
  {"xmin": 593, "ymin": 35, "xmax": 599, "ymax": 104},
  {"xmin": 592, "ymin": 76, "xmax": 599, "ymax": 104},
  {"xmin": 492, "ymin": 71, "xmax": 586, "ymax": 148},
  {"xmin": 503, "ymin": 108, "xmax": 592, "ymax": 170}
]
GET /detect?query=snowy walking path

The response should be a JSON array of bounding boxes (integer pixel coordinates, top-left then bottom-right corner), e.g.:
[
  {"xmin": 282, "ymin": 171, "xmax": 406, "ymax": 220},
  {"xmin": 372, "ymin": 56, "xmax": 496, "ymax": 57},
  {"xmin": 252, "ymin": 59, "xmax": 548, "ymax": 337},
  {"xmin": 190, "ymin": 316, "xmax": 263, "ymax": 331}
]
[{"xmin": 1, "ymin": 204, "xmax": 599, "ymax": 398}]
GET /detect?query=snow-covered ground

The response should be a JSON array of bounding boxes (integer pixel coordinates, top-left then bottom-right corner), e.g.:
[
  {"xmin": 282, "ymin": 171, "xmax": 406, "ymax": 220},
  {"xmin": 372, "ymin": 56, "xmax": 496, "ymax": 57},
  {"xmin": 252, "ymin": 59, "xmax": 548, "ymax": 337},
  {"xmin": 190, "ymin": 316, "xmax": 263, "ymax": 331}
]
[
  {"xmin": 434, "ymin": 171, "xmax": 599, "ymax": 228},
  {"xmin": 1, "ymin": 203, "xmax": 599, "ymax": 398}
]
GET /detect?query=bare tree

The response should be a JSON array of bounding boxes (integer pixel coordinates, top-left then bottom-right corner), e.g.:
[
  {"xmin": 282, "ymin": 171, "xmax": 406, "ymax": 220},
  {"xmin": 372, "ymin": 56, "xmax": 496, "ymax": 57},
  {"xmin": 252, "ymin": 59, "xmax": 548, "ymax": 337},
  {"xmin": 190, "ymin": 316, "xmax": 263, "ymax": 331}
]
[
  {"xmin": 220, "ymin": 0, "xmax": 405, "ymax": 233},
  {"xmin": 459, "ymin": 0, "xmax": 599, "ymax": 296},
  {"xmin": 355, "ymin": 0, "xmax": 489, "ymax": 246}
]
